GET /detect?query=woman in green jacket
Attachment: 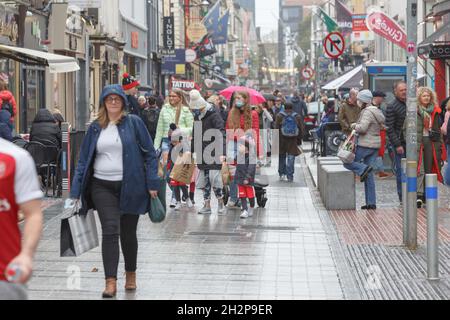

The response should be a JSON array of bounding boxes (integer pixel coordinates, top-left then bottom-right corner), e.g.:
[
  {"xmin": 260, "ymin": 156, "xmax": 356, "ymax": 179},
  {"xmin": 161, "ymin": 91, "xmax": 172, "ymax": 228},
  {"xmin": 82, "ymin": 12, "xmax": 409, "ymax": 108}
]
[{"xmin": 154, "ymin": 89, "xmax": 194, "ymax": 164}]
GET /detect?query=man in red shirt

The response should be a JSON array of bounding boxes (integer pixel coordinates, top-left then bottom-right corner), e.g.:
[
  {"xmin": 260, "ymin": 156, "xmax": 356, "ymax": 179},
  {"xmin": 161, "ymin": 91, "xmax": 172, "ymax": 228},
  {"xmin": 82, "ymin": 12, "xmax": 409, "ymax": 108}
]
[{"xmin": 0, "ymin": 137, "xmax": 43, "ymax": 299}]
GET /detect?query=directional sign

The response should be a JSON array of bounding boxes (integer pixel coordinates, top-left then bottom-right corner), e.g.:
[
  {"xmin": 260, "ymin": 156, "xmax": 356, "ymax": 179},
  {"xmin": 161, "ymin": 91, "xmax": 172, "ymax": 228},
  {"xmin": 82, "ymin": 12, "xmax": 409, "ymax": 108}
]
[
  {"xmin": 301, "ymin": 66, "xmax": 315, "ymax": 80},
  {"xmin": 323, "ymin": 32, "xmax": 345, "ymax": 59}
]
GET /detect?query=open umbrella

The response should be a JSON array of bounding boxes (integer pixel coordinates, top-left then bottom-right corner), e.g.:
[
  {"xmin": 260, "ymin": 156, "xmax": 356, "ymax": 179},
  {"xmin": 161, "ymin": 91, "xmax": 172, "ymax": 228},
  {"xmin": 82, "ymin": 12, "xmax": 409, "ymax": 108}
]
[{"xmin": 219, "ymin": 86, "xmax": 266, "ymax": 105}]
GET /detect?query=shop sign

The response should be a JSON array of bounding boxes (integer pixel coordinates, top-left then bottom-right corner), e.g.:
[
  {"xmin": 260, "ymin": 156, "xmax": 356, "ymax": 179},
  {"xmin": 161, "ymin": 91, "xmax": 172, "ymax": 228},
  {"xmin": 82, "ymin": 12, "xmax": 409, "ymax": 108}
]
[
  {"xmin": 366, "ymin": 10, "xmax": 407, "ymax": 49},
  {"xmin": 171, "ymin": 78, "xmax": 198, "ymax": 91},
  {"xmin": 0, "ymin": 13, "xmax": 18, "ymax": 42},
  {"xmin": 429, "ymin": 44, "xmax": 450, "ymax": 60},
  {"xmin": 186, "ymin": 22, "xmax": 207, "ymax": 43},
  {"xmin": 163, "ymin": 16, "xmax": 175, "ymax": 54}
]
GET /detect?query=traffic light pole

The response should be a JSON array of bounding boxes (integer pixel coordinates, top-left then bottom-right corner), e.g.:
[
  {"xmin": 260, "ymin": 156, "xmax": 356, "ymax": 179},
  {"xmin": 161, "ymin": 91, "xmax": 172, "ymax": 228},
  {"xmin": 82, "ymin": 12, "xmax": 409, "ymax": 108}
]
[{"xmin": 405, "ymin": 0, "xmax": 418, "ymax": 250}]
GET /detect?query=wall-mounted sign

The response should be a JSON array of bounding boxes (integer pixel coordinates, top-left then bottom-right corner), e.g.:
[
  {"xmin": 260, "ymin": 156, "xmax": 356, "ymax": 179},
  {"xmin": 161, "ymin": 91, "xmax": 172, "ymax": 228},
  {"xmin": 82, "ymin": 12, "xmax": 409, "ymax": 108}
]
[
  {"xmin": 131, "ymin": 31, "xmax": 139, "ymax": 49},
  {"xmin": 171, "ymin": 78, "xmax": 198, "ymax": 91},
  {"xmin": 163, "ymin": 16, "xmax": 175, "ymax": 54},
  {"xmin": 185, "ymin": 49, "xmax": 197, "ymax": 63},
  {"xmin": 186, "ymin": 22, "xmax": 207, "ymax": 43},
  {"xmin": 366, "ymin": 10, "xmax": 407, "ymax": 49},
  {"xmin": 0, "ymin": 13, "xmax": 18, "ymax": 42},
  {"xmin": 162, "ymin": 49, "xmax": 185, "ymax": 75},
  {"xmin": 429, "ymin": 44, "xmax": 450, "ymax": 60}
]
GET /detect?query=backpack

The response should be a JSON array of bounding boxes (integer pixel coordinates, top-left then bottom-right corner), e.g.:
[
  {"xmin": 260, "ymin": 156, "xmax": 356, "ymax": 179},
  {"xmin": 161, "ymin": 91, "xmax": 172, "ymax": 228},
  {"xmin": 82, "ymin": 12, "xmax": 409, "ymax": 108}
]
[
  {"xmin": 1, "ymin": 98, "xmax": 13, "ymax": 116},
  {"xmin": 280, "ymin": 112, "xmax": 299, "ymax": 137},
  {"xmin": 142, "ymin": 108, "xmax": 160, "ymax": 133}
]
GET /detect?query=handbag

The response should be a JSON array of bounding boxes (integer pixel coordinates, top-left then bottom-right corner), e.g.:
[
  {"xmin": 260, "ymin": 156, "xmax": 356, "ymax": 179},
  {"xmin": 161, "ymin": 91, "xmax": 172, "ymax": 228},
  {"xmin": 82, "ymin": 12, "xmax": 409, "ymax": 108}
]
[
  {"xmin": 221, "ymin": 163, "xmax": 231, "ymax": 185},
  {"xmin": 60, "ymin": 202, "xmax": 99, "ymax": 257},
  {"xmin": 337, "ymin": 130, "xmax": 356, "ymax": 164}
]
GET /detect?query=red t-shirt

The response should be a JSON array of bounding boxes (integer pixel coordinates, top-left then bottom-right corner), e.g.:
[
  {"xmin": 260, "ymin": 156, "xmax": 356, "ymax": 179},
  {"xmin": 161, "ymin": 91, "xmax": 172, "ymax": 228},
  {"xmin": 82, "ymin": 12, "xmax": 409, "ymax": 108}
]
[{"xmin": 0, "ymin": 138, "xmax": 43, "ymax": 281}]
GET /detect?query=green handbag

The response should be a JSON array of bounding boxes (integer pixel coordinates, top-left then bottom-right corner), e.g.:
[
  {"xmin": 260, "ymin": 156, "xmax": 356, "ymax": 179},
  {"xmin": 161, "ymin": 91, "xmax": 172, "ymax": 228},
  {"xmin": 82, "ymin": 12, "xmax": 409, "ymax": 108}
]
[{"xmin": 149, "ymin": 177, "xmax": 167, "ymax": 223}]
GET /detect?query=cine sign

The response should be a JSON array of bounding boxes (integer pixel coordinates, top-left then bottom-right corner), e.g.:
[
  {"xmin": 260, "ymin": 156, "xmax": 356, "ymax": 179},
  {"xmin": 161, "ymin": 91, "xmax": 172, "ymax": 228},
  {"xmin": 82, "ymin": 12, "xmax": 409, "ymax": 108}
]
[{"xmin": 429, "ymin": 44, "xmax": 450, "ymax": 60}]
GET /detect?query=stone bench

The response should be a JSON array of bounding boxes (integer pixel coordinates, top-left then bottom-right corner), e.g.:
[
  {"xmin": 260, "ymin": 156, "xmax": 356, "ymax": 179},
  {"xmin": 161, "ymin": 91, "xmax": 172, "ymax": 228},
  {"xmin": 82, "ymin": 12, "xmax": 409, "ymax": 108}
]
[
  {"xmin": 322, "ymin": 165, "xmax": 355, "ymax": 210},
  {"xmin": 317, "ymin": 159, "xmax": 344, "ymax": 198}
]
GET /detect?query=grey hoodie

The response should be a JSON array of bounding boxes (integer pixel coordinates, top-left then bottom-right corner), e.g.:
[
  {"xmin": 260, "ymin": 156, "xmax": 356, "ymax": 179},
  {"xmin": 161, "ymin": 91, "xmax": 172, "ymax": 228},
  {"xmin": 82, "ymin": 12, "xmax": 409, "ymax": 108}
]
[{"xmin": 354, "ymin": 105, "xmax": 385, "ymax": 149}]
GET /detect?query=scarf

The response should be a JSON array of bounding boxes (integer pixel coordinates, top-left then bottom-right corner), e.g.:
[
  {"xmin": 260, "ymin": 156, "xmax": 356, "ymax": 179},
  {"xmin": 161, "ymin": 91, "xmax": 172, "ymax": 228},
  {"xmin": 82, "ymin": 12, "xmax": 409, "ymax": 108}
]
[{"xmin": 418, "ymin": 104, "xmax": 435, "ymax": 130}]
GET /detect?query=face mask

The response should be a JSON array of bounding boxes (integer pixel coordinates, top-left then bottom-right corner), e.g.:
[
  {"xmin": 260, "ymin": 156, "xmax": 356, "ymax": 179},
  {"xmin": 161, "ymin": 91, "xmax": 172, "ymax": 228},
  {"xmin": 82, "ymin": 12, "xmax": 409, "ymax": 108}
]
[{"xmin": 235, "ymin": 101, "xmax": 245, "ymax": 108}]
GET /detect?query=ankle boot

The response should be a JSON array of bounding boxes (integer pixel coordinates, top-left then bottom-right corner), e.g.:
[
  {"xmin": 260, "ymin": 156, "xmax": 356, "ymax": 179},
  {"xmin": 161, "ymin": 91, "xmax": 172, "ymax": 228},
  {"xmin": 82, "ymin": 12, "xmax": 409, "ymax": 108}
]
[
  {"xmin": 125, "ymin": 272, "xmax": 137, "ymax": 291},
  {"xmin": 102, "ymin": 278, "xmax": 117, "ymax": 298}
]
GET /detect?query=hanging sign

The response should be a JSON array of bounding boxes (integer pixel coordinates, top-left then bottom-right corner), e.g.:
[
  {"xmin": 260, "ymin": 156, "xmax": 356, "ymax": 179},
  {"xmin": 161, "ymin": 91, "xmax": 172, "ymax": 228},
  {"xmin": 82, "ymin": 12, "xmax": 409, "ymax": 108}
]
[{"xmin": 366, "ymin": 10, "xmax": 407, "ymax": 49}]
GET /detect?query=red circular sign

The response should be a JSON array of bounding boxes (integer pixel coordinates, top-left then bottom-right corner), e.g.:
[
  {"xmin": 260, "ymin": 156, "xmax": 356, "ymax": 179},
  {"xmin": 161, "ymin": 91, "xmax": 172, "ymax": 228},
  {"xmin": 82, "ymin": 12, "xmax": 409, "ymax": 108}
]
[
  {"xmin": 301, "ymin": 66, "xmax": 315, "ymax": 80},
  {"xmin": 323, "ymin": 32, "xmax": 345, "ymax": 59}
]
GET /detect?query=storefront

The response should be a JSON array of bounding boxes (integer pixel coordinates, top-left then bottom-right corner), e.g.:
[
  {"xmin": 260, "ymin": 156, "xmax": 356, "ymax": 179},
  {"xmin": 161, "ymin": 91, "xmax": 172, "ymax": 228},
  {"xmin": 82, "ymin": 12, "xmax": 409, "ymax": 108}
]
[
  {"xmin": 121, "ymin": 15, "xmax": 148, "ymax": 84},
  {"xmin": 0, "ymin": 3, "xmax": 20, "ymax": 131},
  {"xmin": 89, "ymin": 35, "xmax": 125, "ymax": 118}
]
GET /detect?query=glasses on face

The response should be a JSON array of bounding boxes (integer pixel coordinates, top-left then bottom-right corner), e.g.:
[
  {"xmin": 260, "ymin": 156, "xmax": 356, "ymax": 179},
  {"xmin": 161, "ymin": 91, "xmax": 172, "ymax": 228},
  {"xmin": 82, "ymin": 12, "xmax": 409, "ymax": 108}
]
[{"xmin": 105, "ymin": 96, "xmax": 121, "ymax": 104}]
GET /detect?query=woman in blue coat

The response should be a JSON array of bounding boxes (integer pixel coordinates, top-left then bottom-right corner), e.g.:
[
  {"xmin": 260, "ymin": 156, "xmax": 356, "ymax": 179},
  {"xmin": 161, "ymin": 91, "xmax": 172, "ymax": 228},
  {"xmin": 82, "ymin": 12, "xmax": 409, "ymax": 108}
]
[{"xmin": 70, "ymin": 84, "xmax": 160, "ymax": 298}]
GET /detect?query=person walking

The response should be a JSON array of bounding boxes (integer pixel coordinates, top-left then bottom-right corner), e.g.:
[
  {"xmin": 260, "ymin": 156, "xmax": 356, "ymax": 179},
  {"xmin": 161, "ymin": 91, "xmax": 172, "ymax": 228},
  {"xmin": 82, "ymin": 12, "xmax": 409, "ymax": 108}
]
[
  {"xmin": 225, "ymin": 90, "xmax": 261, "ymax": 209},
  {"xmin": 289, "ymin": 91, "xmax": 308, "ymax": 118},
  {"xmin": 0, "ymin": 138, "xmax": 43, "ymax": 300},
  {"xmin": 208, "ymin": 94, "xmax": 228, "ymax": 123},
  {"xmin": 441, "ymin": 100, "xmax": 450, "ymax": 185},
  {"xmin": 338, "ymin": 88, "xmax": 360, "ymax": 136},
  {"xmin": 275, "ymin": 102, "xmax": 304, "ymax": 182},
  {"xmin": 385, "ymin": 81, "xmax": 407, "ymax": 203},
  {"xmin": 415, "ymin": 87, "xmax": 445, "ymax": 208},
  {"xmin": 343, "ymin": 90, "xmax": 385, "ymax": 210},
  {"xmin": 0, "ymin": 80, "xmax": 17, "ymax": 130},
  {"xmin": 141, "ymin": 96, "xmax": 160, "ymax": 142},
  {"xmin": 30, "ymin": 109, "xmax": 62, "ymax": 148},
  {"xmin": 70, "ymin": 84, "xmax": 160, "ymax": 298},
  {"xmin": 154, "ymin": 89, "xmax": 194, "ymax": 166},
  {"xmin": 235, "ymin": 136, "xmax": 257, "ymax": 219},
  {"xmin": 190, "ymin": 90, "xmax": 226, "ymax": 215},
  {"xmin": 256, "ymin": 102, "xmax": 274, "ymax": 166},
  {"xmin": 122, "ymin": 73, "xmax": 141, "ymax": 117},
  {"xmin": 0, "ymin": 110, "xmax": 12, "ymax": 141}
]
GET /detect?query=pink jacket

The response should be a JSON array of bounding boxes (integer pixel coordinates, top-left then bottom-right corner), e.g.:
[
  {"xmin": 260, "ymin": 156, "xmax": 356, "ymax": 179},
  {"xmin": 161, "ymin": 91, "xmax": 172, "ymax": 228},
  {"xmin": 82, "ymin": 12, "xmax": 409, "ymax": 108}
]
[{"xmin": 0, "ymin": 90, "xmax": 17, "ymax": 123}]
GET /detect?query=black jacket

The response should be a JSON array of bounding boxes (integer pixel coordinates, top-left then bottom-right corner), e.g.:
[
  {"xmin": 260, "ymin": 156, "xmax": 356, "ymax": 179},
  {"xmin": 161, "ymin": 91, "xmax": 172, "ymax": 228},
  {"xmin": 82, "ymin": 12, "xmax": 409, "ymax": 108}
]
[
  {"xmin": 385, "ymin": 97, "xmax": 406, "ymax": 148},
  {"xmin": 30, "ymin": 109, "xmax": 62, "ymax": 147},
  {"xmin": 0, "ymin": 110, "xmax": 12, "ymax": 141},
  {"xmin": 290, "ymin": 96, "xmax": 308, "ymax": 117},
  {"xmin": 234, "ymin": 153, "xmax": 257, "ymax": 186},
  {"xmin": 127, "ymin": 95, "xmax": 141, "ymax": 117},
  {"xmin": 191, "ymin": 108, "xmax": 226, "ymax": 170}
]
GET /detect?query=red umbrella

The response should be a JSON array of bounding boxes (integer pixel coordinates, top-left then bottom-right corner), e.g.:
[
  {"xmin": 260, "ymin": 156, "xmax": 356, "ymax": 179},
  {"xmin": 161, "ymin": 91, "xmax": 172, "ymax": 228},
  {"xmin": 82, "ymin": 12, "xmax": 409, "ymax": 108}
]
[{"xmin": 219, "ymin": 86, "xmax": 266, "ymax": 105}]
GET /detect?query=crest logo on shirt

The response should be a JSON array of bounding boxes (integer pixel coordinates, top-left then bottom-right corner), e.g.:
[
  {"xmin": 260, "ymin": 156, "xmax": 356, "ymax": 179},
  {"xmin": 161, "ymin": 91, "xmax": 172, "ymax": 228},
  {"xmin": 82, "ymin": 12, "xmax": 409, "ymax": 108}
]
[
  {"xmin": 0, "ymin": 161, "xmax": 5, "ymax": 178},
  {"xmin": 0, "ymin": 199, "xmax": 11, "ymax": 212}
]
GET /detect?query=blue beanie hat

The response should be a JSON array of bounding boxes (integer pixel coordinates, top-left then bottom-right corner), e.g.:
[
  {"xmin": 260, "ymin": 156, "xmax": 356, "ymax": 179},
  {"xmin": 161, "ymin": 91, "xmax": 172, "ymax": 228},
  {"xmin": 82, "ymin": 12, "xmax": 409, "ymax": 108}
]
[{"xmin": 100, "ymin": 84, "xmax": 128, "ymax": 106}]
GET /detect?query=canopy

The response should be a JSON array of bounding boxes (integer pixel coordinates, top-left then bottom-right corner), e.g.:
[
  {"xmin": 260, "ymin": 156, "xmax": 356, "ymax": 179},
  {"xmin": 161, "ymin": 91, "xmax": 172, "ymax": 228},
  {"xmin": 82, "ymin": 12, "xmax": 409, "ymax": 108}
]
[
  {"xmin": 0, "ymin": 45, "xmax": 79, "ymax": 73},
  {"xmin": 322, "ymin": 65, "xmax": 363, "ymax": 90}
]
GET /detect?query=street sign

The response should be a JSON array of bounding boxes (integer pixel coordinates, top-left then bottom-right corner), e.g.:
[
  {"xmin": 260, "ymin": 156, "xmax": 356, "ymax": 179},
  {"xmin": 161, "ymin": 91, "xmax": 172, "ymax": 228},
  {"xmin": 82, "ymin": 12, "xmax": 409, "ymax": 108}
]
[
  {"xmin": 185, "ymin": 49, "xmax": 197, "ymax": 63},
  {"xmin": 301, "ymin": 66, "xmax": 315, "ymax": 80},
  {"xmin": 323, "ymin": 32, "xmax": 345, "ymax": 59}
]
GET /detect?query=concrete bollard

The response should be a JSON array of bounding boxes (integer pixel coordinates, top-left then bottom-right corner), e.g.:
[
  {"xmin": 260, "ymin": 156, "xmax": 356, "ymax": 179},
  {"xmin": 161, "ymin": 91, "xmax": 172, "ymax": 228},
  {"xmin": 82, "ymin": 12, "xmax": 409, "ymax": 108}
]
[
  {"xmin": 406, "ymin": 161, "xmax": 417, "ymax": 250},
  {"xmin": 401, "ymin": 158, "xmax": 408, "ymax": 246},
  {"xmin": 425, "ymin": 174, "xmax": 439, "ymax": 280}
]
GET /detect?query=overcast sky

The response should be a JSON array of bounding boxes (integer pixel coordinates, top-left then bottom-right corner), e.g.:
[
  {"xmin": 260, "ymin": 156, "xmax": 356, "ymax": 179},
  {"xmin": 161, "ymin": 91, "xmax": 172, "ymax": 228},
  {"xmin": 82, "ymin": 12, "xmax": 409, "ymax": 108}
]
[{"xmin": 255, "ymin": 0, "xmax": 279, "ymax": 37}]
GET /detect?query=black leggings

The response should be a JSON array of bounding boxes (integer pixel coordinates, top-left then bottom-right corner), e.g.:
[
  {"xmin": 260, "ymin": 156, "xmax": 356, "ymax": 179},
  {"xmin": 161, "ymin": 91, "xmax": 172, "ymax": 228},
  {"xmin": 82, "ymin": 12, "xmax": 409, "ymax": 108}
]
[
  {"xmin": 174, "ymin": 185, "xmax": 188, "ymax": 202},
  {"xmin": 91, "ymin": 178, "xmax": 140, "ymax": 279}
]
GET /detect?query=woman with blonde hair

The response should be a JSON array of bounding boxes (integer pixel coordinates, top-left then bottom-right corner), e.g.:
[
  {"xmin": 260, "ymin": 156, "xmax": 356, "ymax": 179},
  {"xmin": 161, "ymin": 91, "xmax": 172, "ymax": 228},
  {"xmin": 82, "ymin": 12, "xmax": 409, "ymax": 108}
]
[
  {"xmin": 225, "ymin": 90, "xmax": 260, "ymax": 208},
  {"xmin": 415, "ymin": 87, "xmax": 446, "ymax": 208},
  {"xmin": 441, "ymin": 99, "xmax": 450, "ymax": 185},
  {"xmin": 154, "ymin": 88, "xmax": 194, "ymax": 164}
]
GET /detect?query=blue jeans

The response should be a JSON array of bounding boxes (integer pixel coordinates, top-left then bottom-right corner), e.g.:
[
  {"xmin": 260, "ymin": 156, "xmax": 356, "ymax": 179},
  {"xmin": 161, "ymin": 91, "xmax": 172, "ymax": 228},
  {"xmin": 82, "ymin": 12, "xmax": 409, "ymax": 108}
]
[
  {"xmin": 278, "ymin": 153, "xmax": 296, "ymax": 180},
  {"xmin": 394, "ymin": 150, "xmax": 406, "ymax": 201},
  {"xmin": 343, "ymin": 146, "xmax": 378, "ymax": 206},
  {"xmin": 230, "ymin": 177, "xmax": 238, "ymax": 203}
]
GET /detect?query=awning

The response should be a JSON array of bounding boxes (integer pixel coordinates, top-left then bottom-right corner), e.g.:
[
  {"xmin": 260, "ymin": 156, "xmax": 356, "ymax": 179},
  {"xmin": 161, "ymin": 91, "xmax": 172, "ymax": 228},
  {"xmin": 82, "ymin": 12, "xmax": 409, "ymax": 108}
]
[
  {"xmin": 322, "ymin": 65, "xmax": 363, "ymax": 90},
  {"xmin": 0, "ymin": 45, "xmax": 80, "ymax": 73}
]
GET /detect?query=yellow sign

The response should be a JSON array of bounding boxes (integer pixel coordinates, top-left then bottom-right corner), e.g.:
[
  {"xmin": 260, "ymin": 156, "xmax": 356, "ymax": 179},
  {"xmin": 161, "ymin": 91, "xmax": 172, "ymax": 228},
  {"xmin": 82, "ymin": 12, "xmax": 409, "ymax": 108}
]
[
  {"xmin": 186, "ymin": 22, "xmax": 207, "ymax": 43},
  {"xmin": 176, "ymin": 64, "xmax": 185, "ymax": 75}
]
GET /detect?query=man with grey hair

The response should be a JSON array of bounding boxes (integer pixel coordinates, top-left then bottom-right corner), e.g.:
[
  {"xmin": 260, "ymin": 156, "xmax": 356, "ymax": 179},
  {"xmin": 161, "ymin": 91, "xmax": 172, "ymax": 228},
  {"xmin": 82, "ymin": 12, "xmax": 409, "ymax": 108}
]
[
  {"xmin": 385, "ymin": 81, "xmax": 407, "ymax": 203},
  {"xmin": 338, "ymin": 88, "xmax": 360, "ymax": 136}
]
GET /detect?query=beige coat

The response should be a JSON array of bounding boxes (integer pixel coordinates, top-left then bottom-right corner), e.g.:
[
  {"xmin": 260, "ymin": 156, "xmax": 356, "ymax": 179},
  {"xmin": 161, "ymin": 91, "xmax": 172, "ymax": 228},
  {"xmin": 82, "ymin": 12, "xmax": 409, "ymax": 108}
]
[{"xmin": 354, "ymin": 106, "xmax": 385, "ymax": 149}]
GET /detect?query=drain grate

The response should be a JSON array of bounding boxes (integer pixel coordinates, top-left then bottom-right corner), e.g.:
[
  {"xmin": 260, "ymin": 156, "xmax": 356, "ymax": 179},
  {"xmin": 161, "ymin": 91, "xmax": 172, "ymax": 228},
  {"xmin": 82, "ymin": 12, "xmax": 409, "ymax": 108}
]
[
  {"xmin": 187, "ymin": 232, "xmax": 244, "ymax": 236},
  {"xmin": 238, "ymin": 225, "xmax": 298, "ymax": 231}
]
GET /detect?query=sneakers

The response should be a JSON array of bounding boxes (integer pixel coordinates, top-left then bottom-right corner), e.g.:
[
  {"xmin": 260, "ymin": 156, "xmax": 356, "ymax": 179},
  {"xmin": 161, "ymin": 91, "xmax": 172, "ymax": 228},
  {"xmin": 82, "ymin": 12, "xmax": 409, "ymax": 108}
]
[
  {"xmin": 198, "ymin": 201, "xmax": 212, "ymax": 215},
  {"xmin": 226, "ymin": 200, "xmax": 240, "ymax": 209},
  {"xmin": 174, "ymin": 202, "xmax": 181, "ymax": 211},
  {"xmin": 170, "ymin": 198, "xmax": 177, "ymax": 208},
  {"xmin": 361, "ymin": 205, "xmax": 377, "ymax": 210},
  {"xmin": 240, "ymin": 210, "xmax": 249, "ymax": 219},
  {"xmin": 279, "ymin": 175, "xmax": 287, "ymax": 181},
  {"xmin": 217, "ymin": 199, "xmax": 226, "ymax": 215},
  {"xmin": 287, "ymin": 177, "xmax": 294, "ymax": 183},
  {"xmin": 248, "ymin": 207, "xmax": 254, "ymax": 217},
  {"xmin": 360, "ymin": 166, "xmax": 373, "ymax": 183},
  {"xmin": 186, "ymin": 198, "xmax": 194, "ymax": 208}
]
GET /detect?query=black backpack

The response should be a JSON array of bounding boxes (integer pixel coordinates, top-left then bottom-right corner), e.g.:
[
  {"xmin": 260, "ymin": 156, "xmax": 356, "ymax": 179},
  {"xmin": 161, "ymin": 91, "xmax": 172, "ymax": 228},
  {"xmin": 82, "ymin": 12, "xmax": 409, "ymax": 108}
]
[
  {"xmin": 1, "ymin": 98, "xmax": 13, "ymax": 115},
  {"xmin": 142, "ymin": 108, "xmax": 160, "ymax": 133}
]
